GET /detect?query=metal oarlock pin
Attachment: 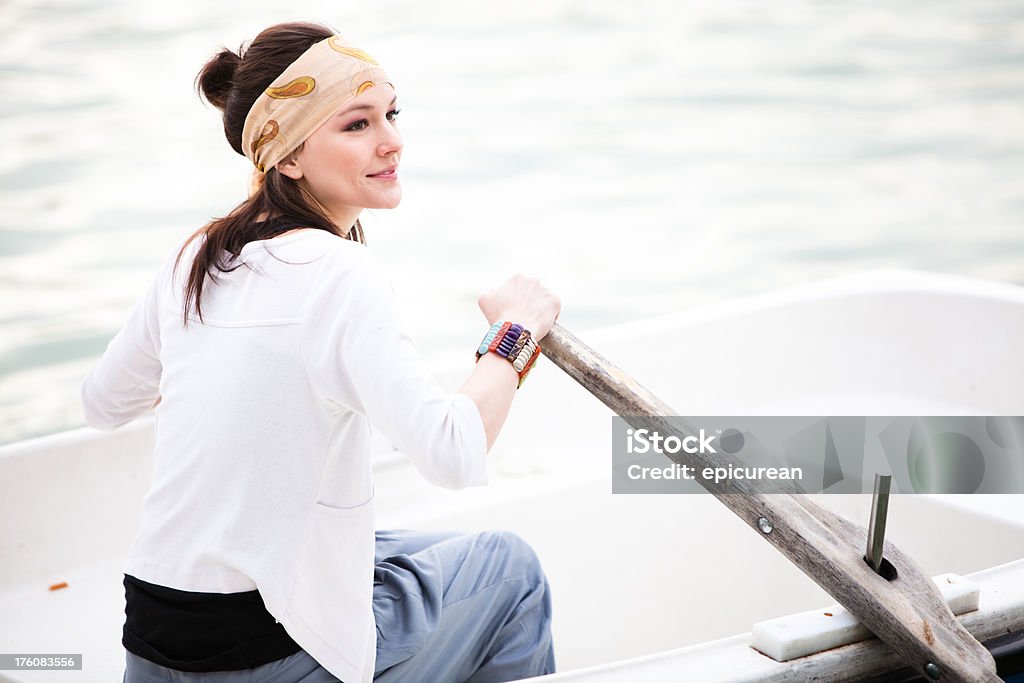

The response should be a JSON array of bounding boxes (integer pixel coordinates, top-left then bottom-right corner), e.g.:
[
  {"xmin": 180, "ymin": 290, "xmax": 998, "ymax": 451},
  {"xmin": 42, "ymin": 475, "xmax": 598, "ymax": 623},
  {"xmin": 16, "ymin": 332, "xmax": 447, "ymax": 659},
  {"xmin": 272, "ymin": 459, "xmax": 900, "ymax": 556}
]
[{"xmin": 866, "ymin": 473, "xmax": 893, "ymax": 576}]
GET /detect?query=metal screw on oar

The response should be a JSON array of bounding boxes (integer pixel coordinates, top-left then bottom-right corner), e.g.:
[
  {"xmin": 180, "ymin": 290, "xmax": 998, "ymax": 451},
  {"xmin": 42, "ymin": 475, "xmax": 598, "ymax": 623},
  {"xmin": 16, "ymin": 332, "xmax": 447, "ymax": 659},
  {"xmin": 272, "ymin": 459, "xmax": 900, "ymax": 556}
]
[{"xmin": 866, "ymin": 474, "xmax": 895, "ymax": 578}]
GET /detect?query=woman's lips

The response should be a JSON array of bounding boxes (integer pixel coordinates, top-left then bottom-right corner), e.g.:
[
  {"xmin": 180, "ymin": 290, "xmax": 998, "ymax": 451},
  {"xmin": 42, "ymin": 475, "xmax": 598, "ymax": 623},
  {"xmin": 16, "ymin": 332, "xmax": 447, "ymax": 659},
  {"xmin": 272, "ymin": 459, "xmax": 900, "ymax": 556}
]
[{"xmin": 368, "ymin": 167, "xmax": 398, "ymax": 179}]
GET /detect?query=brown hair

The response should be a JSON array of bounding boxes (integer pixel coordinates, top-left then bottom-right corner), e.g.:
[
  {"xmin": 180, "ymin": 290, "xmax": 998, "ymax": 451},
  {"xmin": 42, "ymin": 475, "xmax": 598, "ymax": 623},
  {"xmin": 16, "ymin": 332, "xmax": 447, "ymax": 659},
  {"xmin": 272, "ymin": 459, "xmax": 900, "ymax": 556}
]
[{"xmin": 177, "ymin": 21, "xmax": 365, "ymax": 325}]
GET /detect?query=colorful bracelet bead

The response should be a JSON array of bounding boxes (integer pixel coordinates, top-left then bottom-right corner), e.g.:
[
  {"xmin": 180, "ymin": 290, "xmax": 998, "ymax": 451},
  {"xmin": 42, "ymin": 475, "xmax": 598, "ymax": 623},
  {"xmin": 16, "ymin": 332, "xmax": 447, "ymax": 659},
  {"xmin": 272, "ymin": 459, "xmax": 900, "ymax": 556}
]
[
  {"xmin": 476, "ymin": 321, "xmax": 506, "ymax": 359},
  {"xmin": 511, "ymin": 337, "xmax": 537, "ymax": 368},
  {"xmin": 496, "ymin": 323, "xmax": 524, "ymax": 358},
  {"xmin": 507, "ymin": 329, "xmax": 532, "ymax": 360},
  {"xmin": 512, "ymin": 339, "xmax": 538, "ymax": 372},
  {"xmin": 516, "ymin": 344, "xmax": 540, "ymax": 387},
  {"xmin": 487, "ymin": 321, "xmax": 513, "ymax": 354}
]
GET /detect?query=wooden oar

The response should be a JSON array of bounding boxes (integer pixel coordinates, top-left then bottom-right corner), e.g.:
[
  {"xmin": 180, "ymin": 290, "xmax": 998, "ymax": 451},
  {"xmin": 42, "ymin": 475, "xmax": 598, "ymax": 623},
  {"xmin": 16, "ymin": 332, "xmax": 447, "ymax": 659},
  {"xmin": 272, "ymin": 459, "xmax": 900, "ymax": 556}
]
[{"xmin": 542, "ymin": 323, "xmax": 999, "ymax": 682}]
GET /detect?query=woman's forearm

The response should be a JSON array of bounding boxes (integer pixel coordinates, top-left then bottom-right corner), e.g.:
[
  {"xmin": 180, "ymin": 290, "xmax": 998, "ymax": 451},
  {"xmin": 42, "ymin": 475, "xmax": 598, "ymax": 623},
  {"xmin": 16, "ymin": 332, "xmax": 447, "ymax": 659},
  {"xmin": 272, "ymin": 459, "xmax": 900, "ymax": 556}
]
[
  {"xmin": 459, "ymin": 353, "xmax": 520, "ymax": 451},
  {"xmin": 466, "ymin": 274, "xmax": 561, "ymax": 451}
]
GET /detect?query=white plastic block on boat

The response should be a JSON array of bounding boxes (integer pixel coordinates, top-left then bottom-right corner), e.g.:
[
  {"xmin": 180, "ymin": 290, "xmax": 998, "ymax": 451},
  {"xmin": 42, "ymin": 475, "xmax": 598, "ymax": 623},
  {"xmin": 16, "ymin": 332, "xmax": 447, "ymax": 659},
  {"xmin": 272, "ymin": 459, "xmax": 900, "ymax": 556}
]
[{"xmin": 751, "ymin": 573, "xmax": 980, "ymax": 662}]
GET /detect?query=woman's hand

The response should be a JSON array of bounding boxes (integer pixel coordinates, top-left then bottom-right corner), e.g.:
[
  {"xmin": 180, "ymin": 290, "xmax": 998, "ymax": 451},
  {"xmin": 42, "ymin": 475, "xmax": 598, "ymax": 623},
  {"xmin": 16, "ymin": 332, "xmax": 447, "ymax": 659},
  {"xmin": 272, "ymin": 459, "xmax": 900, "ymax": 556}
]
[{"xmin": 477, "ymin": 275, "xmax": 561, "ymax": 341}]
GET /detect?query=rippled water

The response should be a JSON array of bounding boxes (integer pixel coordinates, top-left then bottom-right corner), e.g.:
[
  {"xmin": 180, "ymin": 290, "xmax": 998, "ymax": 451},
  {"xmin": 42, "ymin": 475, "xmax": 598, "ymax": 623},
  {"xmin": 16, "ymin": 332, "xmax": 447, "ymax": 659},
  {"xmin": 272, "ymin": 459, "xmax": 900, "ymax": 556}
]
[{"xmin": 1, "ymin": 0, "xmax": 1023, "ymax": 445}]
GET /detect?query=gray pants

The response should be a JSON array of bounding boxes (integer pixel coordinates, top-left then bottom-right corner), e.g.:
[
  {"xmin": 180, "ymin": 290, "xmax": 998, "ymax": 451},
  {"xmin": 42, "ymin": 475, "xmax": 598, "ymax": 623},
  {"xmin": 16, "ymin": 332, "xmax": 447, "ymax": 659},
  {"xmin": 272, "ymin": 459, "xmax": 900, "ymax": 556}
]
[{"xmin": 124, "ymin": 529, "xmax": 555, "ymax": 683}]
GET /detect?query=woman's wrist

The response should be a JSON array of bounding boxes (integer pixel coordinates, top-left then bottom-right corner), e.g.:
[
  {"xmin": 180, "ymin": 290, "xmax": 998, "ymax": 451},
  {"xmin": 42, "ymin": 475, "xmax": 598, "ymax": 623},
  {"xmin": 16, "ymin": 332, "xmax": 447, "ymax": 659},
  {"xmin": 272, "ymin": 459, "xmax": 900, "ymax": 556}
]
[
  {"xmin": 492, "ymin": 315, "xmax": 542, "ymax": 339},
  {"xmin": 475, "ymin": 319, "xmax": 542, "ymax": 388}
]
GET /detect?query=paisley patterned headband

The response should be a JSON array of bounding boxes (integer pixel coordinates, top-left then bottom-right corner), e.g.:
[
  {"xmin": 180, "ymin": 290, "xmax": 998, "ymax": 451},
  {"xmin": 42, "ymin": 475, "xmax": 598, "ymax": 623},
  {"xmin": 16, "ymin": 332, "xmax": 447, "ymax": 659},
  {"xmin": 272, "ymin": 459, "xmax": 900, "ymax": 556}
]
[{"xmin": 242, "ymin": 35, "xmax": 391, "ymax": 173}]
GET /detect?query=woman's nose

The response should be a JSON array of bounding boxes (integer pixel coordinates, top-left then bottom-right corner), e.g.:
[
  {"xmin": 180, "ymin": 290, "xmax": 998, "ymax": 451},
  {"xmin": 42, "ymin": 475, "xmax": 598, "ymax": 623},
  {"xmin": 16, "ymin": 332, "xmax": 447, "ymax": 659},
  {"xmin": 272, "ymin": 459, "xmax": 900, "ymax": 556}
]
[{"xmin": 378, "ymin": 123, "xmax": 403, "ymax": 157}]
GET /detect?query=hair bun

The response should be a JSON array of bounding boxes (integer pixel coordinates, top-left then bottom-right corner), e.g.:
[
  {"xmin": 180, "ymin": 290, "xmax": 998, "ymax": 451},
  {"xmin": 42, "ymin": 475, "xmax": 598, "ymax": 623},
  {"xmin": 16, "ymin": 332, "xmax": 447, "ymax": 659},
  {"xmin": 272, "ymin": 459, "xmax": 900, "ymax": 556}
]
[{"xmin": 196, "ymin": 48, "xmax": 242, "ymax": 111}]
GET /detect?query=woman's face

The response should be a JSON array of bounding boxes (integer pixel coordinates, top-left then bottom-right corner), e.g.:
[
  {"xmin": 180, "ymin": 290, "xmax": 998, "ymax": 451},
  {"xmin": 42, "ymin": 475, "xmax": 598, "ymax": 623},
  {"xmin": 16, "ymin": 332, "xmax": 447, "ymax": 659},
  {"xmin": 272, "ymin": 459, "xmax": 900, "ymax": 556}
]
[{"xmin": 281, "ymin": 84, "xmax": 402, "ymax": 227}]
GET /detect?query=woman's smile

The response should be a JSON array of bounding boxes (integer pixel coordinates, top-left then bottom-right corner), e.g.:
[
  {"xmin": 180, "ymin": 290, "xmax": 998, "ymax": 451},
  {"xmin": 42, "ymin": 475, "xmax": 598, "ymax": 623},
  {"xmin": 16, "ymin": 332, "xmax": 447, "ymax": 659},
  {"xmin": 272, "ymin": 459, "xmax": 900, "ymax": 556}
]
[{"xmin": 367, "ymin": 165, "xmax": 398, "ymax": 180}]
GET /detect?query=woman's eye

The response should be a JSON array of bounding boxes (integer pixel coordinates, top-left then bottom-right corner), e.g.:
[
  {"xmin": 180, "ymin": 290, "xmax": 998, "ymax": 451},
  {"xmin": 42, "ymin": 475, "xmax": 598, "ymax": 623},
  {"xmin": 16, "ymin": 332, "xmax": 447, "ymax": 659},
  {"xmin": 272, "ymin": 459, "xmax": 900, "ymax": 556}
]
[{"xmin": 345, "ymin": 109, "xmax": 400, "ymax": 131}]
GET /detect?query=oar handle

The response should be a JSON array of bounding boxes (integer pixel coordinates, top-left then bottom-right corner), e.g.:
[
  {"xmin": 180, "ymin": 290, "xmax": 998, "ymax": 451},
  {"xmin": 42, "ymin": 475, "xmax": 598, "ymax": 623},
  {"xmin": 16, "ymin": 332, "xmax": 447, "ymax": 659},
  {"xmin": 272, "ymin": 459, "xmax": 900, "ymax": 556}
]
[
  {"xmin": 544, "ymin": 324, "xmax": 788, "ymax": 497},
  {"xmin": 540, "ymin": 322, "xmax": 1000, "ymax": 682},
  {"xmin": 542, "ymin": 323, "xmax": 675, "ymax": 416}
]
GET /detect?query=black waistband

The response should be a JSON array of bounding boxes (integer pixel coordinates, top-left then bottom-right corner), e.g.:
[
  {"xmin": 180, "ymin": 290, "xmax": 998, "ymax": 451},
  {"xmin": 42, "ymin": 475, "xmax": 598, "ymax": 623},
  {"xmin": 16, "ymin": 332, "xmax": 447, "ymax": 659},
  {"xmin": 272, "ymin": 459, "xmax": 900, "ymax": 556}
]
[{"xmin": 122, "ymin": 574, "xmax": 302, "ymax": 672}]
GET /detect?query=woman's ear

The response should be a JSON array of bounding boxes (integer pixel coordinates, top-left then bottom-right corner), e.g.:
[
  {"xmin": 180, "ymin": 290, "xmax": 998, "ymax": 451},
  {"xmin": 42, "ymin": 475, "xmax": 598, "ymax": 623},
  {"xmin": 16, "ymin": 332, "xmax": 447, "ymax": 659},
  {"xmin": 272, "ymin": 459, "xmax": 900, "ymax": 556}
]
[{"xmin": 276, "ymin": 155, "xmax": 303, "ymax": 180}]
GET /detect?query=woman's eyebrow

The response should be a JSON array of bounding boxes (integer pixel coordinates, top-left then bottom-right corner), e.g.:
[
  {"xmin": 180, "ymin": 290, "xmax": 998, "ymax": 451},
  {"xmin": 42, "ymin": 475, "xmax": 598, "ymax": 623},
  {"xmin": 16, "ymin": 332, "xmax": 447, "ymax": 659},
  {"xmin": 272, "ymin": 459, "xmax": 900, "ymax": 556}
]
[{"xmin": 335, "ymin": 96, "xmax": 399, "ymax": 118}]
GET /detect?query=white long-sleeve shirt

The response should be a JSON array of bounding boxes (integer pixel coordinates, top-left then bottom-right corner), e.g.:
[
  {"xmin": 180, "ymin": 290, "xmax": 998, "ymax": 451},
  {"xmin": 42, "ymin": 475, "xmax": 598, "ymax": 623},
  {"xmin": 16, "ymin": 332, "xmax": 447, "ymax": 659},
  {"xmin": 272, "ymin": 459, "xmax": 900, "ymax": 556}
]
[{"xmin": 81, "ymin": 228, "xmax": 488, "ymax": 683}]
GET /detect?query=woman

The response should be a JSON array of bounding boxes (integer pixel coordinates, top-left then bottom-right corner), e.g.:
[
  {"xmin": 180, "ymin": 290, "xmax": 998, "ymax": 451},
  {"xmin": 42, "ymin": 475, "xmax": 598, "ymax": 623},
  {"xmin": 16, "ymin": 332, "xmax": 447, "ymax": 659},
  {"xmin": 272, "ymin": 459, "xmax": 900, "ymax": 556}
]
[{"xmin": 82, "ymin": 21, "xmax": 560, "ymax": 683}]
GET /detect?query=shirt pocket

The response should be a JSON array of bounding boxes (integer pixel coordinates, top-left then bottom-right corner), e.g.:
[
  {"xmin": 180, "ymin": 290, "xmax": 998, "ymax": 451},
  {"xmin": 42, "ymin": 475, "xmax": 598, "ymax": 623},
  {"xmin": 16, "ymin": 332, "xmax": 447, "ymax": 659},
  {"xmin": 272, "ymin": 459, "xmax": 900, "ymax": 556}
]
[
  {"xmin": 287, "ymin": 495, "xmax": 377, "ymax": 671},
  {"xmin": 313, "ymin": 490, "xmax": 375, "ymax": 517},
  {"xmin": 314, "ymin": 416, "xmax": 374, "ymax": 510}
]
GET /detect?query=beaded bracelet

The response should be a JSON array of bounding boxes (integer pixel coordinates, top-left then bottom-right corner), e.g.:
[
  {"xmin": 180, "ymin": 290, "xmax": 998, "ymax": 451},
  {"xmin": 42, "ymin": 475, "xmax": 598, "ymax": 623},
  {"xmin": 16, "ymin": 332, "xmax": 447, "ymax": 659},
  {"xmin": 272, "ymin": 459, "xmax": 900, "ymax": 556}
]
[{"xmin": 475, "ymin": 321, "xmax": 542, "ymax": 387}]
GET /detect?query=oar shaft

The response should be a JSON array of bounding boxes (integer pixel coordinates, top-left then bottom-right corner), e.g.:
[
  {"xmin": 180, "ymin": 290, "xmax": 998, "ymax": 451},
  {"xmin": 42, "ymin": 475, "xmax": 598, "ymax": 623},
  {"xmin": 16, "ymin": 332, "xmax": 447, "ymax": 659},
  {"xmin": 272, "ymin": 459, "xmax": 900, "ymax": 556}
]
[{"xmin": 541, "ymin": 323, "xmax": 999, "ymax": 682}]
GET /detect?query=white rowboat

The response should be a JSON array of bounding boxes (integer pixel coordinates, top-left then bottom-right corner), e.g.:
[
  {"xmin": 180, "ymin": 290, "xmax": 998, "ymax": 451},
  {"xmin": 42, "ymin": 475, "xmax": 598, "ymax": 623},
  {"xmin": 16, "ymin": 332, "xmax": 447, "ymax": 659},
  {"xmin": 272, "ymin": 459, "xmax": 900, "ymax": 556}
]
[{"xmin": 1, "ymin": 269, "xmax": 1022, "ymax": 681}]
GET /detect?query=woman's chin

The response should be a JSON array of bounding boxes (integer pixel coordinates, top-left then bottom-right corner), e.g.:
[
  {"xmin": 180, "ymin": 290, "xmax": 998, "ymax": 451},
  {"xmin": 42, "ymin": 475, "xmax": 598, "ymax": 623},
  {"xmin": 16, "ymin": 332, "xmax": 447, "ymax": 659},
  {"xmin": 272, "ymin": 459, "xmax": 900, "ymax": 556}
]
[{"xmin": 374, "ymin": 193, "xmax": 402, "ymax": 210}]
